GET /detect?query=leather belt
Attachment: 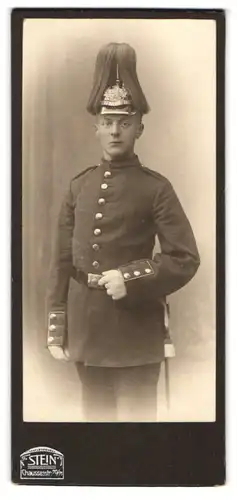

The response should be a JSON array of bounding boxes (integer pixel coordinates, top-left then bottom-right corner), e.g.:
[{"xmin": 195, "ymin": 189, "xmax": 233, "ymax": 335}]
[{"xmin": 72, "ymin": 267, "xmax": 104, "ymax": 289}]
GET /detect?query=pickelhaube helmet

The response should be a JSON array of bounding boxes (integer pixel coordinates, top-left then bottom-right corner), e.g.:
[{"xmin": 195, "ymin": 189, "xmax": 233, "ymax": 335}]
[{"xmin": 87, "ymin": 42, "xmax": 150, "ymax": 116}]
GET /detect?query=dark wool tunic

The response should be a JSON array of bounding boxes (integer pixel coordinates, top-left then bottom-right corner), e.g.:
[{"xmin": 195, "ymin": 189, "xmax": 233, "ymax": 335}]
[{"xmin": 47, "ymin": 154, "xmax": 200, "ymax": 367}]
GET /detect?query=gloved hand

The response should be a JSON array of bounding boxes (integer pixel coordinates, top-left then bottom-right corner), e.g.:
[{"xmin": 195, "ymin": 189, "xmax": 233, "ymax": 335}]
[
  {"xmin": 98, "ymin": 269, "xmax": 127, "ymax": 300},
  {"xmin": 47, "ymin": 344, "xmax": 70, "ymax": 361}
]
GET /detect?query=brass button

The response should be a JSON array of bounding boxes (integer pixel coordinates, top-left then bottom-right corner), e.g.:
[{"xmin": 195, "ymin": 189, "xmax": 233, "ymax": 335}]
[
  {"xmin": 49, "ymin": 313, "xmax": 56, "ymax": 319},
  {"xmin": 94, "ymin": 228, "xmax": 101, "ymax": 236},
  {"xmin": 49, "ymin": 325, "xmax": 56, "ymax": 332},
  {"xmin": 101, "ymin": 183, "xmax": 108, "ymax": 190},
  {"xmin": 98, "ymin": 198, "xmax": 105, "ymax": 205},
  {"xmin": 95, "ymin": 212, "xmax": 103, "ymax": 220},
  {"xmin": 134, "ymin": 271, "xmax": 141, "ymax": 277},
  {"xmin": 145, "ymin": 268, "xmax": 152, "ymax": 274},
  {"xmin": 92, "ymin": 261, "xmax": 100, "ymax": 269},
  {"xmin": 92, "ymin": 243, "xmax": 100, "ymax": 251},
  {"xmin": 123, "ymin": 272, "xmax": 131, "ymax": 279},
  {"xmin": 104, "ymin": 171, "xmax": 111, "ymax": 178}
]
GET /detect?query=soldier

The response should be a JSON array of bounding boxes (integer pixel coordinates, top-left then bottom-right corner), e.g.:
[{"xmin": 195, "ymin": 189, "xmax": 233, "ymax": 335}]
[{"xmin": 46, "ymin": 42, "xmax": 200, "ymax": 422}]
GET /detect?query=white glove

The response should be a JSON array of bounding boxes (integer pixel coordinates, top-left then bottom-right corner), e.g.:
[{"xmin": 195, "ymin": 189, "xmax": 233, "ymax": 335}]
[{"xmin": 48, "ymin": 345, "xmax": 70, "ymax": 361}]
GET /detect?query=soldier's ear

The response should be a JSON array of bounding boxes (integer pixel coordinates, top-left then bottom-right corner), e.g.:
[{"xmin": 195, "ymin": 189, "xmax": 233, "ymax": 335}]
[
  {"xmin": 94, "ymin": 123, "xmax": 99, "ymax": 136},
  {"xmin": 136, "ymin": 122, "xmax": 144, "ymax": 139}
]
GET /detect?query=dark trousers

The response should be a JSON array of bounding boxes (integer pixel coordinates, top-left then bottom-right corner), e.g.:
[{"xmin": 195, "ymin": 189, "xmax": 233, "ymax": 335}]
[{"xmin": 76, "ymin": 363, "xmax": 161, "ymax": 422}]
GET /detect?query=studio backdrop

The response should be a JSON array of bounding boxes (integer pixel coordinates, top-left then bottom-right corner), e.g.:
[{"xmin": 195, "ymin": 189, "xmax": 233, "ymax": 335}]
[{"xmin": 22, "ymin": 18, "xmax": 216, "ymax": 421}]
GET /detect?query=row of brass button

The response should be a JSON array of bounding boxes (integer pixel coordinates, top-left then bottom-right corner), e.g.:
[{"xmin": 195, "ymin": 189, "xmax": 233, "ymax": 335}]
[
  {"xmin": 92, "ymin": 170, "xmax": 111, "ymax": 269},
  {"xmin": 48, "ymin": 312, "xmax": 62, "ymax": 332},
  {"xmin": 123, "ymin": 268, "xmax": 152, "ymax": 279}
]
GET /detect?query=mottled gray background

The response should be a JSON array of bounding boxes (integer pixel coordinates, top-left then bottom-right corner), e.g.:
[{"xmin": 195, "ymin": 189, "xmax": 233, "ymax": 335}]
[{"xmin": 22, "ymin": 19, "xmax": 216, "ymax": 421}]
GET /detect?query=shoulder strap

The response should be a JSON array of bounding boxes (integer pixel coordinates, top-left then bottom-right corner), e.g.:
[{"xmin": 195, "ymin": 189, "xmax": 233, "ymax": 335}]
[
  {"xmin": 71, "ymin": 165, "xmax": 99, "ymax": 182},
  {"xmin": 139, "ymin": 164, "xmax": 167, "ymax": 183}
]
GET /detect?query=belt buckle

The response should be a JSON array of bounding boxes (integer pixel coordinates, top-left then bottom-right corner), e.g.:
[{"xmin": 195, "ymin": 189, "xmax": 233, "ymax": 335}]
[{"xmin": 87, "ymin": 273, "xmax": 103, "ymax": 289}]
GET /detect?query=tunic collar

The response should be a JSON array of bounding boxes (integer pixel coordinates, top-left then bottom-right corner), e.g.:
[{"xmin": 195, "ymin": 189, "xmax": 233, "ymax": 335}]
[{"xmin": 100, "ymin": 153, "xmax": 142, "ymax": 169}]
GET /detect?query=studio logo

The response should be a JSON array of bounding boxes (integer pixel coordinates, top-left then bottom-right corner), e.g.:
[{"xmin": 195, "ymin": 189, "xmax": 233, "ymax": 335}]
[{"xmin": 20, "ymin": 446, "xmax": 64, "ymax": 480}]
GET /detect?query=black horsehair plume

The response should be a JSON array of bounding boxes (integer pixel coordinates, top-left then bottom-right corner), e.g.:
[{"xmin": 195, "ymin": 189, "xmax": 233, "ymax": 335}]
[{"xmin": 87, "ymin": 42, "xmax": 150, "ymax": 115}]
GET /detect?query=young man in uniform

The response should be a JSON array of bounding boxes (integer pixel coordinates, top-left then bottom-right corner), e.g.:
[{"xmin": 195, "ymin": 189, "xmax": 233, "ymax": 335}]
[{"xmin": 46, "ymin": 42, "xmax": 200, "ymax": 422}]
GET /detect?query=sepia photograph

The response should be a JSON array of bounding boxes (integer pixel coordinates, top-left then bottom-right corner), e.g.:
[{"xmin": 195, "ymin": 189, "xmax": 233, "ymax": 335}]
[{"xmin": 22, "ymin": 16, "xmax": 216, "ymax": 424}]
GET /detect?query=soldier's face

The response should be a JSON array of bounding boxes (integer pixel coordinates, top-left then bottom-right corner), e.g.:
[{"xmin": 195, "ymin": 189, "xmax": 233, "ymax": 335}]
[{"xmin": 95, "ymin": 114, "xmax": 144, "ymax": 160}]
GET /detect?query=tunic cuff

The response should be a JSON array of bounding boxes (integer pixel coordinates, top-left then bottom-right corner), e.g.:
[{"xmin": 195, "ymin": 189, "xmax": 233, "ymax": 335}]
[
  {"xmin": 47, "ymin": 310, "xmax": 67, "ymax": 348},
  {"xmin": 118, "ymin": 260, "xmax": 155, "ymax": 282}
]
